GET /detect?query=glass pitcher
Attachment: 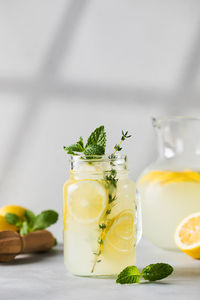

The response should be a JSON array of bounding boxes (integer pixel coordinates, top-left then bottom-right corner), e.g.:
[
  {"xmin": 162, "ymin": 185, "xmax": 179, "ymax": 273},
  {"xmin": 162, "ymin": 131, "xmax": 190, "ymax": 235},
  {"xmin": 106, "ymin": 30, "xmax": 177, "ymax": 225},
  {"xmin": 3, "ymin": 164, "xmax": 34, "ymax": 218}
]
[
  {"xmin": 63, "ymin": 155, "xmax": 142, "ymax": 277},
  {"xmin": 137, "ymin": 116, "xmax": 200, "ymax": 250}
]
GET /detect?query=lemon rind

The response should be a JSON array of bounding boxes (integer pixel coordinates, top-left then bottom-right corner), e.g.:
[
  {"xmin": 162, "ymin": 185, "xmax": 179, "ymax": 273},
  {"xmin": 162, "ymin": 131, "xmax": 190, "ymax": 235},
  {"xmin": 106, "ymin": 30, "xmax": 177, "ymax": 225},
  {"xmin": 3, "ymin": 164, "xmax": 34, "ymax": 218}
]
[{"xmin": 175, "ymin": 211, "xmax": 200, "ymax": 250}]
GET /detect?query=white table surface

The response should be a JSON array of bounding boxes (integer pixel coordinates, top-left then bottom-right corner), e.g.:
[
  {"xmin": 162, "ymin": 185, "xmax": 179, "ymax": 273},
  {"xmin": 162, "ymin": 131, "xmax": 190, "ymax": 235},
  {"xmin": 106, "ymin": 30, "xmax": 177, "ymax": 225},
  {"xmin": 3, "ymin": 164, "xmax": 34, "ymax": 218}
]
[{"xmin": 0, "ymin": 238, "xmax": 200, "ymax": 300}]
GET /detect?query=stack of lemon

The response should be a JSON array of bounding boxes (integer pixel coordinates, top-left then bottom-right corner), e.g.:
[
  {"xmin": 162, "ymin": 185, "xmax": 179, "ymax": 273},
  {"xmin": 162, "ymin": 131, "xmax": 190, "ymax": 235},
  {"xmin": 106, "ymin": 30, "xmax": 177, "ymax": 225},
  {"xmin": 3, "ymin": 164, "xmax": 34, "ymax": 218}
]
[{"xmin": 0, "ymin": 205, "xmax": 26, "ymax": 231}]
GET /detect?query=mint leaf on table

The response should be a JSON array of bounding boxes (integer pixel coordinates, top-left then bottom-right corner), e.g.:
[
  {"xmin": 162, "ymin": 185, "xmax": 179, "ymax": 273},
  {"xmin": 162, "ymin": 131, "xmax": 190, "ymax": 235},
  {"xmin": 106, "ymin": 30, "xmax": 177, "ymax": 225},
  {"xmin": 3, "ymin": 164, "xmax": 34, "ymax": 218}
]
[
  {"xmin": 5, "ymin": 213, "xmax": 22, "ymax": 227},
  {"xmin": 116, "ymin": 266, "xmax": 141, "ymax": 284},
  {"xmin": 116, "ymin": 263, "xmax": 174, "ymax": 284},
  {"xmin": 85, "ymin": 125, "xmax": 106, "ymax": 150},
  {"xmin": 24, "ymin": 209, "xmax": 36, "ymax": 228},
  {"xmin": 32, "ymin": 210, "xmax": 58, "ymax": 231},
  {"xmin": 141, "ymin": 263, "xmax": 174, "ymax": 281}
]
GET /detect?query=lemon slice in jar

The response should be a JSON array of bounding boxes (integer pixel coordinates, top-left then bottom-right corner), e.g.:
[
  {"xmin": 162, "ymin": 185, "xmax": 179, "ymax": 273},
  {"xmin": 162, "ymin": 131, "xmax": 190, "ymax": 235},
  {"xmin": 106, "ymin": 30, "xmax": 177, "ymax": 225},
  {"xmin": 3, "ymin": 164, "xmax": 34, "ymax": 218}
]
[
  {"xmin": 105, "ymin": 209, "xmax": 135, "ymax": 252},
  {"xmin": 67, "ymin": 180, "xmax": 107, "ymax": 223}
]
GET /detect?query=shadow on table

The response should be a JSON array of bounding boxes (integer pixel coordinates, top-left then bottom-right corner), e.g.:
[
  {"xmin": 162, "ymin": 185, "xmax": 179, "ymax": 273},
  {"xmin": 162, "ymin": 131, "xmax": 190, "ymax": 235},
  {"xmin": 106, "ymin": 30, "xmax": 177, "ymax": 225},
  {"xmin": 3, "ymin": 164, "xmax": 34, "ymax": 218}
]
[
  {"xmin": 0, "ymin": 244, "xmax": 63, "ymax": 266},
  {"xmin": 173, "ymin": 265, "xmax": 200, "ymax": 279},
  {"xmin": 139, "ymin": 265, "xmax": 200, "ymax": 285},
  {"xmin": 140, "ymin": 281, "xmax": 172, "ymax": 285}
]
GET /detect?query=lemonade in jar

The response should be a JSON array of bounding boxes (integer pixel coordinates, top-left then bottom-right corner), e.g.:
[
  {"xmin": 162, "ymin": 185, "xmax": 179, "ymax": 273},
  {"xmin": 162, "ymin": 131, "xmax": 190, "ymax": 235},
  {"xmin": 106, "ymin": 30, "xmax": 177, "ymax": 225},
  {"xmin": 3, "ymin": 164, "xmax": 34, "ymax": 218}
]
[{"xmin": 63, "ymin": 126, "xmax": 141, "ymax": 276}]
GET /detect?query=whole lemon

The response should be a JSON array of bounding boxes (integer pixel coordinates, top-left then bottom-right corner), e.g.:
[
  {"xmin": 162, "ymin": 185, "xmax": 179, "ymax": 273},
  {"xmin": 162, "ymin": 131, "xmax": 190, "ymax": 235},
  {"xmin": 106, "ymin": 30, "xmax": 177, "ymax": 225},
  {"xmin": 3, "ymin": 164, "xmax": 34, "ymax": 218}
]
[
  {"xmin": 0, "ymin": 215, "xmax": 17, "ymax": 231},
  {"xmin": 0, "ymin": 205, "xmax": 26, "ymax": 219},
  {"xmin": 0, "ymin": 205, "xmax": 26, "ymax": 232}
]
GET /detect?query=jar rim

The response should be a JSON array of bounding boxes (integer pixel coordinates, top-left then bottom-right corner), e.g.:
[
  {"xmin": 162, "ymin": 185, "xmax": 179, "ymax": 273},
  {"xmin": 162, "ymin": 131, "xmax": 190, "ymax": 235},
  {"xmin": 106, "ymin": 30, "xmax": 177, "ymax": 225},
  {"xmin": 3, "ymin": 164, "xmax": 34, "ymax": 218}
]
[
  {"xmin": 152, "ymin": 115, "xmax": 200, "ymax": 128},
  {"xmin": 69, "ymin": 154, "xmax": 127, "ymax": 163}
]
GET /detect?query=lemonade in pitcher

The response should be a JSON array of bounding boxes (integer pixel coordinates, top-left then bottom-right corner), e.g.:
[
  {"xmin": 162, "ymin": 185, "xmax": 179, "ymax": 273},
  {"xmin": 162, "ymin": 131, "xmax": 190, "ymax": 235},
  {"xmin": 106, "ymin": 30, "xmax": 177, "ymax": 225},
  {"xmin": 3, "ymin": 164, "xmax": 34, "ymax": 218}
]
[
  {"xmin": 138, "ymin": 117, "xmax": 200, "ymax": 250},
  {"xmin": 63, "ymin": 126, "xmax": 141, "ymax": 276}
]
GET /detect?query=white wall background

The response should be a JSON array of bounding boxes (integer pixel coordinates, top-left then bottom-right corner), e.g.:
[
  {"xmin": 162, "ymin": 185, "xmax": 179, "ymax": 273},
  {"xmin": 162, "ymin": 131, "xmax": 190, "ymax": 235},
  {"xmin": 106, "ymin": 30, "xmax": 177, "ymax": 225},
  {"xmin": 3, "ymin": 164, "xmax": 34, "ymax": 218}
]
[{"xmin": 0, "ymin": 0, "xmax": 200, "ymax": 240}]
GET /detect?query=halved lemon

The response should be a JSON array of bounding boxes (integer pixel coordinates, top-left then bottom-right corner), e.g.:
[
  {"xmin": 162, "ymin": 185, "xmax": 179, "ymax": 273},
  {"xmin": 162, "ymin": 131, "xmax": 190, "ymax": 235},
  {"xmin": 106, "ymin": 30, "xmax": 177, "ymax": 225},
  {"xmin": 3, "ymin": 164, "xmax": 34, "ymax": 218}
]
[
  {"xmin": 175, "ymin": 212, "xmax": 200, "ymax": 259},
  {"xmin": 105, "ymin": 209, "xmax": 135, "ymax": 252},
  {"xmin": 67, "ymin": 180, "xmax": 107, "ymax": 223}
]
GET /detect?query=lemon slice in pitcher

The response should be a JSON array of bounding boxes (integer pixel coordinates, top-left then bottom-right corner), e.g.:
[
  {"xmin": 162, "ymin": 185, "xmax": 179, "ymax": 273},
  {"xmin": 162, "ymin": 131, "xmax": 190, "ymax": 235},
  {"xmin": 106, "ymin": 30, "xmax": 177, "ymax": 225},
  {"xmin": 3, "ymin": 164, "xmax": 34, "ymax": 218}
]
[
  {"xmin": 105, "ymin": 210, "xmax": 135, "ymax": 252},
  {"xmin": 67, "ymin": 180, "xmax": 107, "ymax": 224},
  {"xmin": 139, "ymin": 170, "xmax": 200, "ymax": 185}
]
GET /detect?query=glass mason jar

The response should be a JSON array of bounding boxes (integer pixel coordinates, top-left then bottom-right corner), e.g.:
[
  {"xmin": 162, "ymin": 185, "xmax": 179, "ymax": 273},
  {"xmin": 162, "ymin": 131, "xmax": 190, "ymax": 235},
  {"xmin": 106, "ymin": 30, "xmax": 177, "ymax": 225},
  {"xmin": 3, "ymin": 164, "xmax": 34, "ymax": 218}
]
[
  {"xmin": 137, "ymin": 116, "xmax": 200, "ymax": 251},
  {"xmin": 63, "ymin": 155, "xmax": 142, "ymax": 277}
]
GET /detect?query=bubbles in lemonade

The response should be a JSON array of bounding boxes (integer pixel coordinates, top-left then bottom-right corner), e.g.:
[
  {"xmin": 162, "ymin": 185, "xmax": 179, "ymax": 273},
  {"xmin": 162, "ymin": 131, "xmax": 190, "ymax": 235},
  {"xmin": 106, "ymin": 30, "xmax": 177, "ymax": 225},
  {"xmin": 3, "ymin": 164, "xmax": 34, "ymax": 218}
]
[
  {"xmin": 138, "ymin": 170, "xmax": 200, "ymax": 250},
  {"xmin": 63, "ymin": 166, "xmax": 137, "ymax": 276}
]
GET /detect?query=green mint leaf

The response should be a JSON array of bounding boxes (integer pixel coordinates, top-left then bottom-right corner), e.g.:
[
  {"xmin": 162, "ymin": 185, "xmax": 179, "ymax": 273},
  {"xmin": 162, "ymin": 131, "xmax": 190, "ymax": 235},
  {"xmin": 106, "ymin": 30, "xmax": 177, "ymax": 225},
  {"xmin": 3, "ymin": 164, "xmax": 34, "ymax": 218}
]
[
  {"xmin": 20, "ymin": 221, "xmax": 29, "ymax": 235},
  {"xmin": 84, "ymin": 144, "xmax": 105, "ymax": 156},
  {"xmin": 24, "ymin": 209, "xmax": 36, "ymax": 228},
  {"xmin": 5, "ymin": 213, "xmax": 21, "ymax": 227},
  {"xmin": 141, "ymin": 263, "xmax": 173, "ymax": 281},
  {"xmin": 63, "ymin": 146, "xmax": 76, "ymax": 155},
  {"xmin": 63, "ymin": 143, "xmax": 84, "ymax": 155},
  {"xmin": 85, "ymin": 125, "xmax": 106, "ymax": 149},
  {"xmin": 116, "ymin": 266, "xmax": 141, "ymax": 284},
  {"xmin": 54, "ymin": 238, "xmax": 58, "ymax": 246},
  {"xmin": 77, "ymin": 136, "xmax": 84, "ymax": 148},
  {"xmin": 32, "ymin": 210, "xmax": 58, "ymax": 231},
  {"xmin": 63, "ymin": 126, "xmax": 106, "ymax": 158}
]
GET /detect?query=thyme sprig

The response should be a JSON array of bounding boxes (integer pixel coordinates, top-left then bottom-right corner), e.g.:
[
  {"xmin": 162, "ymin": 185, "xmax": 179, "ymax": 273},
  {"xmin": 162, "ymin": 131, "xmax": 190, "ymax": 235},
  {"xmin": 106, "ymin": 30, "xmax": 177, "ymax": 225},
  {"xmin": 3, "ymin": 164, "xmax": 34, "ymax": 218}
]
[
  {"xmin": 111, "ymin": 130, "xmax": 131, "ymax": 157},
  {"xmin": 91, "ymin": 130, "xmax": 131, "ymax": 273},
  {"xmin": 91, "ymin": 170, "xmax": 118, "ymax": 273}
]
